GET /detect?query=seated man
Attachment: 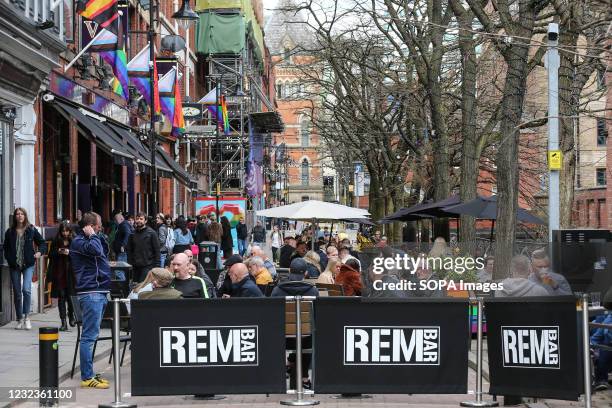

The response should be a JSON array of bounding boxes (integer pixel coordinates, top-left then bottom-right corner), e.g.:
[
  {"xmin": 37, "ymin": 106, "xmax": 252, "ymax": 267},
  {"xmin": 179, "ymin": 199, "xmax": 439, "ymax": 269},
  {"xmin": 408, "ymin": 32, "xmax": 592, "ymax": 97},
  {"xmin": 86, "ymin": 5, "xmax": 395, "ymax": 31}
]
[
  {"xmin": 216, "ymin": 254, "xmax": 243, "ymax": 297},
  {"xmin": 170, "ymin": 253, "xmax": 208, "ymax": 298},
  {"xmin": 279, "ymin": 236, "xmax": 296, "ymax": 268},
  {"xmin": 250, "ymin": 245, "xmax": 277, "ymax": 278},
  {"xmin": 246, "ymin": 256, "xmax": 273, "ymax": 285},
  {"xmin": 290, "ymin": 241, "xmax": 308, "ymax": 262},
  {"xmin": 139, "ymin": 268, "xmax": 182, "ymax": 299},
  {"xmin": 496, "ymin": 255, "xmax": 549, "ymax": 297},
  {"xmin": 591, "ymin": 313, "xmax": 612, "ymax": 391},
  {"xmin": 271, "ymin": 258, "xmax": 319, "ymax": 297},
  {"xmin": 529, "ymin": 249, "xmax": 572, "ymax": 295},
  {"xmin": 226, "ymin": 263, "xmax": 263, "ymax": 297}
]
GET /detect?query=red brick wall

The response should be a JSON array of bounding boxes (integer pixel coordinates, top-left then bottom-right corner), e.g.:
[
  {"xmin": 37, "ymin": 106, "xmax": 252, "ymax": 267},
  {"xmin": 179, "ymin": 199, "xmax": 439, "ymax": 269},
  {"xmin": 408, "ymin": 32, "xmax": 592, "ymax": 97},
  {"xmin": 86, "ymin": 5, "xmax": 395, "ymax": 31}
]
[{"xmin": 575, "ymin": 188, "xmax": 606, "ymax": 228}]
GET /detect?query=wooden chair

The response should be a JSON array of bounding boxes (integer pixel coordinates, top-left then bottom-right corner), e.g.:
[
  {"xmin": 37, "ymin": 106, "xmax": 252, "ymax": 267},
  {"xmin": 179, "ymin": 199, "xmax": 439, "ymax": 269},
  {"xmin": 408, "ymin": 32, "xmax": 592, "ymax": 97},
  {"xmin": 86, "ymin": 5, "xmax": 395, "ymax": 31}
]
[
  {"xmin": 285, "ymin": 300, "xmax": 313, "ymax": 338},
  {"xmin": 315, "ymin": 283, "xmax": 345, "ymax": 296}
]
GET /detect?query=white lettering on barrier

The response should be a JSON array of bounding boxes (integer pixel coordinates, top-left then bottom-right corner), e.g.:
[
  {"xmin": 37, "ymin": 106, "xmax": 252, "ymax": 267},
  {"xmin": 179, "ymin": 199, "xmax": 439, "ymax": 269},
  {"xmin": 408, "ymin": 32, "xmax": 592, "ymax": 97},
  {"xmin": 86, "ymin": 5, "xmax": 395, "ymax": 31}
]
[
  {"xmin": 159, "ymin": 326, "xmax": 259, "ymax": 367},
  {"xmin": 502, "ymin": 326, "xmax": 560, "ymax": 369},
  {"xmin": 344, "ymin": 326, "xmax": 440, "ymax": 365}
]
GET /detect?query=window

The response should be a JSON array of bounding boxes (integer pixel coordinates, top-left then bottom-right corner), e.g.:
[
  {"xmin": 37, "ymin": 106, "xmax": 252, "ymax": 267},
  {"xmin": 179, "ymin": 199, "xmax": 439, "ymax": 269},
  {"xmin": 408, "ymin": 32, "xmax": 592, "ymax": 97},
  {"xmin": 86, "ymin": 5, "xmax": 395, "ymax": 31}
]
[
  {"xmin": 597, "ymin": 69, "xmax": 606, "ymax": 90},
  {"xmin": 301, "ymin": 159, "xmax": 309, "ymax": 186},
  {"xmin": 276, "ymin": 82, "xmax": 283, "ymax": 99},
  {"xmin": 300, "ymin": 118, "xmax": 310, "ymax": 147},
  {"xmin": 283, "ymin": 48, "xmax": 291, "ymax": 63},
  {"xmin": 301, "ymin": 195, "xmax": 309, "ymax": 201},
  {"xmin": 596, "ymin": 168, "xmax": 606, "ymax": 186},
  {"xmin": 596, "ymin": 118, "xmax": 608, "ymax": 147}
]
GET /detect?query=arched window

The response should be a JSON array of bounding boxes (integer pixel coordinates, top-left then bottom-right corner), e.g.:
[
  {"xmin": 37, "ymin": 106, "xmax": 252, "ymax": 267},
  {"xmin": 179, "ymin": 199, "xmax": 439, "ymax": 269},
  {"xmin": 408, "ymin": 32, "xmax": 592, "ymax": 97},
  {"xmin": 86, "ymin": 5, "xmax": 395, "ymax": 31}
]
[
  {"xmin": 282, "ymin": 81, "xmax": 289, "ymax": 98},
  {"xmin": 276, "ymin": 81, "xmax": 283, "ymax": 99},
  {"xmin": 301, "ymin": 159, "xmax": 309, "ymax": 186},
  {"xmin": 300, "ymin": 117, "xmax": 310, "ymax": 147}
]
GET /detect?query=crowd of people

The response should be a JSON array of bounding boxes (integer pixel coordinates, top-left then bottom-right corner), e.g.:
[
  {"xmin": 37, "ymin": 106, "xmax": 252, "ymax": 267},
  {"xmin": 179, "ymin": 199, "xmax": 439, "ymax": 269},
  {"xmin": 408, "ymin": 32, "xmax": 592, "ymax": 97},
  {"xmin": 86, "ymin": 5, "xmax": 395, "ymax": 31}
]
[{"xmin": 2, "ymin": 208, "xmax": 610, "ymax": 392}]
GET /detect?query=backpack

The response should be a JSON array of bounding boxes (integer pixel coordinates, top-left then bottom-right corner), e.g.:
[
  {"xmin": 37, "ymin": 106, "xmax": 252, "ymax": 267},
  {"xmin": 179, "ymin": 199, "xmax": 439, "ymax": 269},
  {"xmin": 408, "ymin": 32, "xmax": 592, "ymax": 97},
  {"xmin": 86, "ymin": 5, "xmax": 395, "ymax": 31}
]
[{"xmin": 165, "ymin": 227, "xmax": 176, "ymax": 252}]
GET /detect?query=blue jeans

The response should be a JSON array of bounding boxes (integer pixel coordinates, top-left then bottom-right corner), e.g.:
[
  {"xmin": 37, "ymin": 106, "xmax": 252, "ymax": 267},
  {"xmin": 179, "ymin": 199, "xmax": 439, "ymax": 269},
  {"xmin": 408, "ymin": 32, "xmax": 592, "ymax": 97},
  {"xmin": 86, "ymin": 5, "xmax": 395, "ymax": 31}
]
[
  {"xmin": 114, "ymin": 253, "xmax": 127, "ymax": 281},
  {"xmin": 237, "ymin": 239, "xmax": 247, "ymax": 257},
  {"xmin": 595, "ymin": 349, "xmax": 612, "ymax": 382},
  {"xmin": 78, "ymin": 293, "xmax": 108, "ymax": 380},
  {"xmin": 160, "ymin": 252, "xmax": 167, "ymax": 268},
  {"xmin": 10, "ymin": 266, "xmax": 34, "ymax": 320}
]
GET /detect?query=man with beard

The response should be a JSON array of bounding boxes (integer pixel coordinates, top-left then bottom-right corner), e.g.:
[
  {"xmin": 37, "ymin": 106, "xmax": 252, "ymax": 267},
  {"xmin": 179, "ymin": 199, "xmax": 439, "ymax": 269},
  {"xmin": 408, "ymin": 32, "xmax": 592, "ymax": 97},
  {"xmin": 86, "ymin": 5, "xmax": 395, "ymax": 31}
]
[{"xmin": 127, "ymin": 212, "xmax": 160, "ymax": 282}]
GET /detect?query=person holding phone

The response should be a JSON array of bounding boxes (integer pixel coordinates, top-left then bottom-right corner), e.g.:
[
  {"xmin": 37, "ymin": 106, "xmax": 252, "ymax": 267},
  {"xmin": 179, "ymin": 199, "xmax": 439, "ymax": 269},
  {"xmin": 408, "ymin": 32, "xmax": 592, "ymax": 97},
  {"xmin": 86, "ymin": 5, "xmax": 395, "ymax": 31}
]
[{"xmin": 47, "ymin": 222, "xmax": 76, "ymax": 331}]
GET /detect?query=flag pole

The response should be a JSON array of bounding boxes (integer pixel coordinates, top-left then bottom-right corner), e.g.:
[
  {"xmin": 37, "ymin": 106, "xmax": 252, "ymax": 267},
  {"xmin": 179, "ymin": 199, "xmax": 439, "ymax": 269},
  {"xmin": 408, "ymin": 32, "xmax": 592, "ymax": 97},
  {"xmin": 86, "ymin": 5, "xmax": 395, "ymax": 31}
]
[{"xmin": 64, "ymin": 28, "xmax": 107, "ymax": 72}]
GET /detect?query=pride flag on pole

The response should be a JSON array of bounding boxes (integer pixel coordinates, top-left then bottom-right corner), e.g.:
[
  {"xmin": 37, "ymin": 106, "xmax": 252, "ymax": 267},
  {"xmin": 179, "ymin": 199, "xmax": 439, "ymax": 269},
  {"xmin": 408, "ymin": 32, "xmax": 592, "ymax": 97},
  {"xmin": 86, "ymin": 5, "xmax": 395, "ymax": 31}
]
[
  {"xmin": 88, "ymin": 18, "xmax": 128, "ymax": 100},
  {"xmin": 127, "ymin": 44, "xmax": 161, "ymax": 115}
]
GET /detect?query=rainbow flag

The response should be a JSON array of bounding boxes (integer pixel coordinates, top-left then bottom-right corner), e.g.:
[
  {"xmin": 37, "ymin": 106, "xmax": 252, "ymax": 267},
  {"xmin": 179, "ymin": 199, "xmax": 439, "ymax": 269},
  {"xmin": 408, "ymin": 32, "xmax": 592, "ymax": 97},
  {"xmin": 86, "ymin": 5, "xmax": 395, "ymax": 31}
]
[
  {"xmin": 127, "ymin": 44, "xmax": 161, "ymax": 114},
  {"xmin": 172, "ymin": 74, "xmax": 185, "ymax": 137},
  {"xmin": 206, "ymin": 97, "xmax": 230, "ymax": 135},
  {"xmin": 88, "ymin": 21, "xmax": 128, "ymax": 100},
  {"xmin": 158, "ymin": 68, "xmax": 177, "ymax": 131},
  {"xmin": 77, "ymin": 0, "xmax": 119, "ymax": 34}
]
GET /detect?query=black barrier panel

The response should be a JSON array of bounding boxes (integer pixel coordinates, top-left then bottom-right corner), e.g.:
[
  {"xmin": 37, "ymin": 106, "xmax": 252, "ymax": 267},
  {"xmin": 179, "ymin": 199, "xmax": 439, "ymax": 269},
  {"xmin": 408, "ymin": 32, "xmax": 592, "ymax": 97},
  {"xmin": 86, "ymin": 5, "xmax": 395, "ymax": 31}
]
[
  {"xmin": 131, "ymin": 298, "xmax": 287, "ymax": 396},
  {"xmin": 314, "ymin": 297, "xmax": 470, "ymax": 394},
  {"xmin": 485, "ymin": 296, "xmax": 582, "ymax": 401}
]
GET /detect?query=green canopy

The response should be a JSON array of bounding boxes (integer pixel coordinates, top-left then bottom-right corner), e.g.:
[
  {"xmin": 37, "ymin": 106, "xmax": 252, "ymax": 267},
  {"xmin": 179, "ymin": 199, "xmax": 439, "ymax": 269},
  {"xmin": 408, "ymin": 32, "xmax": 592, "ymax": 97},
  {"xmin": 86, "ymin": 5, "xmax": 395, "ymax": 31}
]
[{"xmin": 196, "ymin": 12, "xmax": 245, "ymax": 55}]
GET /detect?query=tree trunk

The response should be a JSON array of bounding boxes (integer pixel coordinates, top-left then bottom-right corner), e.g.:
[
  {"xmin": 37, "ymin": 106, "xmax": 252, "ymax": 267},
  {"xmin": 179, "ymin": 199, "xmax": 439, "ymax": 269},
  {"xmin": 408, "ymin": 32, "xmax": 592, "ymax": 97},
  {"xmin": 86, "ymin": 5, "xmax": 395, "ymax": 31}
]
[
  {"xmin": 493, "ymin": 41, "xmax": 532, "ymax": 280},
  {"xmin": 557, "ymin": 27, "xmax": 578, "ymax": 228}
]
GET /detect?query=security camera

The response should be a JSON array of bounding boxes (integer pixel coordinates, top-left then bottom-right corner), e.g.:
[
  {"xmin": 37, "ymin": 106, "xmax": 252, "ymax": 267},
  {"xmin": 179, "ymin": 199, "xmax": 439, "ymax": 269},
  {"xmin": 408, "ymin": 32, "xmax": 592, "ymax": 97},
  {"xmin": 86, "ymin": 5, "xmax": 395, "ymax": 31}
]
[
  {"xmin": 548, "ymin": 23, "xmax": 559, "ymax": 42},
  {"xmin": 41, "ymin": 94, "xmax": 55, "ymax": 102}
]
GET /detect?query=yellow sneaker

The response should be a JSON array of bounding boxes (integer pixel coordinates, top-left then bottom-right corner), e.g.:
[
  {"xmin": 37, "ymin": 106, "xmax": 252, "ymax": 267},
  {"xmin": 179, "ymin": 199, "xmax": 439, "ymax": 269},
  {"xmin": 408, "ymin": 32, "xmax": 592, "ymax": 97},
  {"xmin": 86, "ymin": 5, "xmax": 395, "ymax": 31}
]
[
  {"xmin": 94, "ymin": 374, "xmax": 109, "ymax": 384},
  {"xmin": 81, "ymin": 377, "xmax": 109, "ymax": 389}
]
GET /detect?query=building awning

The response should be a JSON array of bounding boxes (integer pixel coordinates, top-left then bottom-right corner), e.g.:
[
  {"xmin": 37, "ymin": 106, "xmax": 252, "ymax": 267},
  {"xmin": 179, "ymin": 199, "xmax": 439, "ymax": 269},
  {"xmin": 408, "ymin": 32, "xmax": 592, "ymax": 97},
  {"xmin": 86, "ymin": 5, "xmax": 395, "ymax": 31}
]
[
  {"xmin": 53, "ymin": 99, "xmax": 135, "ymax": 167},
  {"xmin": 156, "ymin": 146, "xmax": 192, "ymax": 186},
  {"xmin": 50, "ymin": 96, "xmax": 184, "ymax": 180},
  {"xmin": 105, "ymin": 122, "xmax": 173, "ymax": 178},
  {"xmin": 249, "ymin": 112, "xmax": 284, "ymax": 133}
]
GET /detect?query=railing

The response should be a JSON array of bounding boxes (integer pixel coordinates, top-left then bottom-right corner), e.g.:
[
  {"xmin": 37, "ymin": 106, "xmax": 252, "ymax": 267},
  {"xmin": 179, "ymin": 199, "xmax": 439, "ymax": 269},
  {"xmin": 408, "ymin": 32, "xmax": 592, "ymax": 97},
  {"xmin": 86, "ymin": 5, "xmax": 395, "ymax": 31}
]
[{"xmin": 8, "ymin": 0, "xmax": 64, "ymax": 40}]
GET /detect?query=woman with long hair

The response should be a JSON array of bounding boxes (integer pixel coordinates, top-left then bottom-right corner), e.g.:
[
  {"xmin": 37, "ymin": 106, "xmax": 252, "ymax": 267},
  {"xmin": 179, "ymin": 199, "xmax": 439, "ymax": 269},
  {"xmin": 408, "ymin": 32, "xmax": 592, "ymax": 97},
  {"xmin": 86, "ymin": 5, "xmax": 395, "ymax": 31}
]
[
  {"xmin": 172, "ymin": 217, "xmax": 194, "ymax": 254},
  {"xmin": 3, "ymin": 207, "xmax": 47, "ymax": 330},
  {"xmin": 220, "ymin": 216, "xmax": 234, "ymax": 259},
  {"xmin": 47, "ymin": 222, "xmax": 76, "ymax": 331},
  {"xmin": 207, "ymin": 220, "xmax": 223, "ymax": 269},
  {"xmin": 317, "ymin": 257, "xmax": 340, "ymax": 284}
]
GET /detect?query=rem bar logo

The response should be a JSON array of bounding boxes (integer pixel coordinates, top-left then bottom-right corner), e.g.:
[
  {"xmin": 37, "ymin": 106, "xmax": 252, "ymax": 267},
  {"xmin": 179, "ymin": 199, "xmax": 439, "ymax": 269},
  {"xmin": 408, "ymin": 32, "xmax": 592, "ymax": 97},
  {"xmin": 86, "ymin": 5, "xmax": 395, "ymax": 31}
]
[
  {"xmin": 160, "ymin": 326, "xmax": 258, "ymax": 367},
  {"xmin": 502, "ymin": 326, "xmax": 559, "ymax": 369},
  {"xmin": 344, "ymin": 326, "xmax": 440, "ymax": 365}
]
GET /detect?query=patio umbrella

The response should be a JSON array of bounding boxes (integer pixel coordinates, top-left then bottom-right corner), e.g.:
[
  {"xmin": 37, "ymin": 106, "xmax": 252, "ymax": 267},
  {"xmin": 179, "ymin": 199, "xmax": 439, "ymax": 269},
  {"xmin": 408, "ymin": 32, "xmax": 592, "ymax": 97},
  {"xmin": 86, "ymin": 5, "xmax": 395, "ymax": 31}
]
[
  {"xmin": 443, "ymin": 195, "xmax": 545, "ymax": 241},
  {"xmin": 341, "ymin": 218, "xmax": 376, "ymax": 226},
  {"xmin": 378, "ymin": 201, "xmax": 434, "ymax": 223},
  {"xmin": 410, "ymin": 195, "xmax": 462, "ymax": 218},
  {"xmin": 256, "ymin": 201, "xmax": 370, "ymax": 250}
]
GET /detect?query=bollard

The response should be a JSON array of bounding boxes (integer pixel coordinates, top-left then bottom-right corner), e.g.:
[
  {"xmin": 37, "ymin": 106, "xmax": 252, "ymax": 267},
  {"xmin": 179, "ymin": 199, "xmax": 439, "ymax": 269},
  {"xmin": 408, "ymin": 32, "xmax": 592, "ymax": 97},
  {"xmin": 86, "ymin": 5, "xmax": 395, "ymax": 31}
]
[
  {"xmin": 461, "ymin": 298, "xmax": 498, "ymax": 407},
  {"xmin": 99, "ymin": 299, "xmax": 136, "ymax": 408},
  {"xmin": 581, "ymin": 294, "xmax": 592, "ymax": 408},
  {"xmin": 281, "ymin": 296, "xmax": 319, "ymax": 406},
  {"xmin": 39, "ymin": 327, "xmax": 59, "ymax": 407}
]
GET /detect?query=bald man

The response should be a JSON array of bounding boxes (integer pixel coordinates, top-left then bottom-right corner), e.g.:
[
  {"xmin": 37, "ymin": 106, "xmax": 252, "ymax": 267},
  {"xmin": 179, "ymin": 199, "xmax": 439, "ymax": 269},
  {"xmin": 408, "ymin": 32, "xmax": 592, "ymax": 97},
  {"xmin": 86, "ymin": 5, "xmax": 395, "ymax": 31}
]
[
  {"xmin": 170, "ymin": 253, "xmax": 208, "ymax": 298},
  {"xmin": 250, "ymin": 245, "xmax": 277, "ymax": 278},
  {"xmin": 226, "ymin": 263, "xmax": 263, "ymax": 298}
]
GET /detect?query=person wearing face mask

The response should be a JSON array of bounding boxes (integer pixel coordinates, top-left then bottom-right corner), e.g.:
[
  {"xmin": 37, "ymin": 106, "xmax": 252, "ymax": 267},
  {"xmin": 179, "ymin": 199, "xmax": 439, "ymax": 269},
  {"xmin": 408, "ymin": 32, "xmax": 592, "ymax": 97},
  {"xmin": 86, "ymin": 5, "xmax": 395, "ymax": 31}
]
[
  {"xmin": 126, "ymin": 212, "xmax": 160, "ymax": 283},
  {"xmin": 529, "ymin": 249, "xmax": 572, "ymax": 295}
]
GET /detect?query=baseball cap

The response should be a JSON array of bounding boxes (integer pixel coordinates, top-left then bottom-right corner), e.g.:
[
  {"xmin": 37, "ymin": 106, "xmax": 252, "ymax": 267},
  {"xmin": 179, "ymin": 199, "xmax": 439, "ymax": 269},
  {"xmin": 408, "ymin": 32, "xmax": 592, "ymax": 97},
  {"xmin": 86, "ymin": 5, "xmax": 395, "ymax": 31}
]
[
  {"xmin": 224, "ymin": 254, "xmax": 243, "ymax": 269},
  {"xmin": 289, "ymin": 258, "xmax": 308, "ymax": 275}
]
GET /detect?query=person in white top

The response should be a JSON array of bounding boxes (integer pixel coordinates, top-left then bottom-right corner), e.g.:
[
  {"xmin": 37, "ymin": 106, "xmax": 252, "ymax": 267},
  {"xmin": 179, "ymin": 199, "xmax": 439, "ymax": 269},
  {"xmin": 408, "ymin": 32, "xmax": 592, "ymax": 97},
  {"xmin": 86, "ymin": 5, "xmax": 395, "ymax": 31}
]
[{"xmin": 270, "ymin": 225, "xmax": 283, "ymax": 263}]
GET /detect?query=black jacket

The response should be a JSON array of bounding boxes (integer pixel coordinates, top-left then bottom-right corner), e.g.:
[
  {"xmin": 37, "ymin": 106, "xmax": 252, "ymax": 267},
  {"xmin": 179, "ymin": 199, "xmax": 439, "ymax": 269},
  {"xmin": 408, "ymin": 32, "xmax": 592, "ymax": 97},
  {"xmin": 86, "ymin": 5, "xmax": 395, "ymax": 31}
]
[
  {"xmin": 46, "ymin": 241, "xmax": 76, "ymax": 298},
  {"xmin": 232, "ymin": 276, "xmax": 264, "ymax": 297},
  {"xmin": 271, "ymin": 280, "xmax": 319, "ymax": 297},
  {"xmin": 251, "ymin": 225, "xmax": 266, "ymax": 242},
  {"xmin": 3, "ymin": 225, "xmax": 47, "ymax": 269},
  {"xmin": 112, "ymin": 220, "xmax": 133, "ymax": 255},
  {"xmin": 236, "ymin": 223, "xmax": 248, "ymax": 239},
  {"xmin": 221, "ymin": 224, "xmax": 233, "ymax": 252},
  {"xmin": 279, "ymin": 244, "xmax": 294, "ymax": 268},
  {"xmin": 126, "ymin": 226, "xmax": 160, "ymax": 268},
  {"xmin": 195, "ymin": 222, "xmax": 209, "ymax": 244}
]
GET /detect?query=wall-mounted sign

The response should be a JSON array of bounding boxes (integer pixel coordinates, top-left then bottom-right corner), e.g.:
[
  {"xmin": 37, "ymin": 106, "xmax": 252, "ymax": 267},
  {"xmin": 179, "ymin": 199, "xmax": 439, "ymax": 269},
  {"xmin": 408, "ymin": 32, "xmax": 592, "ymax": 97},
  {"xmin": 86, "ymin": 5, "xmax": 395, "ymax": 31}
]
[{"xmin": 182, "ymin": 103, "xmax": 204, "ymax": 120}]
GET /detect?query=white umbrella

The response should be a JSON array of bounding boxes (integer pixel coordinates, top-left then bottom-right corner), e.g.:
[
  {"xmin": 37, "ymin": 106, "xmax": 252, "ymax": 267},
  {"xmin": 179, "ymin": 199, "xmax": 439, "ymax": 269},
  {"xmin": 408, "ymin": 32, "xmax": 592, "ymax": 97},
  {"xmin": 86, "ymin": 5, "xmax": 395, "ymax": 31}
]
[{"xmin": 256, "ymin": 200, "xmax": 370, "ymax": 220}]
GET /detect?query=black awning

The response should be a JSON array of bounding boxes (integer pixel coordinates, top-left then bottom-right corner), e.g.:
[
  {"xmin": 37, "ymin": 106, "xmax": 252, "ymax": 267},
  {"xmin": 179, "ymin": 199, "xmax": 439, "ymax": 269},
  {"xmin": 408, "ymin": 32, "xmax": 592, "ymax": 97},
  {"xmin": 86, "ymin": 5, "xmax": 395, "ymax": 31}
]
[
  {"xmin": 249, "ymin": 111, "xmax": 284, "ymax": 133},
  {"xmin": 53, "ymin": 100, "xmax": 134, "ymax": 167},
  {"xmin": 106, "ymin": 123, "xmax": 173, "ymax": 178},
  {"xmin": 156, "ymin": 147, "xmax": 192, "ymax": 185}
]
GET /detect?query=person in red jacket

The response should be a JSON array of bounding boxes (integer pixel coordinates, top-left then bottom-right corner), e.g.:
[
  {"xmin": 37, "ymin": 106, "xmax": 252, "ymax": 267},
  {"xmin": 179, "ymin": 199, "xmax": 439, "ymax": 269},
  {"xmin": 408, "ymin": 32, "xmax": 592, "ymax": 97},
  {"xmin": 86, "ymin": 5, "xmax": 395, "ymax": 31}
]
[{"xmin": 336, "ymin": 258, "xmax": 363, "ymax": 296}]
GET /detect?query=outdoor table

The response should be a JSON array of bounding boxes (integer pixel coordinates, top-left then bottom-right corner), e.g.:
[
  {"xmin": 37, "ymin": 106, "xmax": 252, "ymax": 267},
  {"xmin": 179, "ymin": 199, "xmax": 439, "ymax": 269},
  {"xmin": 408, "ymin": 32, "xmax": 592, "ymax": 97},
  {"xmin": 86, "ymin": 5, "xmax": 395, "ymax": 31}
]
[{"xmin": 109, "ymin": 261, "xmax": 133, "ymax": 282}]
